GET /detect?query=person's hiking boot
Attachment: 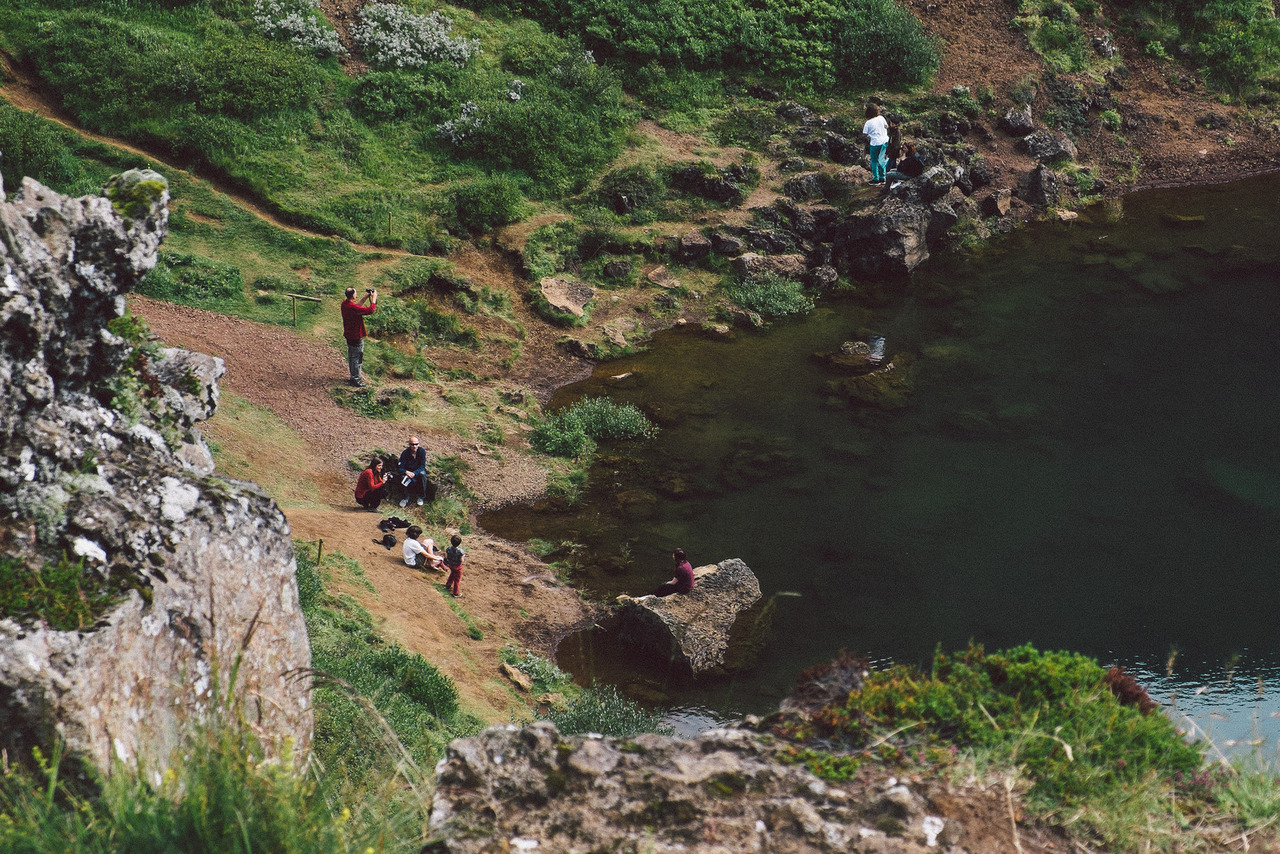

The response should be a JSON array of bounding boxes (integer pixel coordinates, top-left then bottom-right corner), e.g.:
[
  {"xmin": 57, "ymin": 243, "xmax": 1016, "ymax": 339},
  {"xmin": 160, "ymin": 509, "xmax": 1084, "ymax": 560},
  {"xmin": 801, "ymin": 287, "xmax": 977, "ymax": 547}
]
[
  {"xmin": 350, "ymin": 378, "xmax": 366, "ymax": 387},
  {"xmin": 399, "ymin": 497, "xmax": 409, "ymax": 507},
  {"xmin": 416, "ymin": 497, "xmax": 424, "ymax": 506}
]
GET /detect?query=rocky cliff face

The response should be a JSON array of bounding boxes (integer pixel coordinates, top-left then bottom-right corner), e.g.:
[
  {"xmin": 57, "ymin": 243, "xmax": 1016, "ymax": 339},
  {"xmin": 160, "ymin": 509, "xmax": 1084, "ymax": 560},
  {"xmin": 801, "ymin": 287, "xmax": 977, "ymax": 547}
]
[
  {"xmin": 427, "ymin": 721, "xmax": 965, "ymax": 854},
  {"xmin": 0, "ymin": 171, "xmax": 311, "ymax": 773}
]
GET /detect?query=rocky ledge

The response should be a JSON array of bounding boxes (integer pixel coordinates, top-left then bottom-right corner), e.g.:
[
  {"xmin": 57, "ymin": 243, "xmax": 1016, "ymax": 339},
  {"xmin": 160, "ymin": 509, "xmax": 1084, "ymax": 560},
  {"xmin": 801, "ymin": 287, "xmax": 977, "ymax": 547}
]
[
  {"xmin": 0, "ymin": 171, "xmax": 311, "ymax": 773},
  {"xmin": 427, "ymin": 721, "xmax": 962, "ymax": 854}
]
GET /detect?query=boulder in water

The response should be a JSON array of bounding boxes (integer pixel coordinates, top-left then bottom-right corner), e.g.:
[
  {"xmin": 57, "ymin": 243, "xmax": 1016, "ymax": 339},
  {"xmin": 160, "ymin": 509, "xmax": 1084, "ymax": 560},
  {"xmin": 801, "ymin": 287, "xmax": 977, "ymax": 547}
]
[{"xmin": 614, "ymin": 559, "xmax": 762, "ymax": 679}]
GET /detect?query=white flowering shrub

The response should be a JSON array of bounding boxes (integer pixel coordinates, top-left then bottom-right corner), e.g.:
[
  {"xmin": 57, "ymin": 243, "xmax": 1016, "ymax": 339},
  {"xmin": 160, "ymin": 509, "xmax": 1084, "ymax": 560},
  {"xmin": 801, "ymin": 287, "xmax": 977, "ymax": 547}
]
[
  {"xmin": 436, "ymin": 101, "xmax": 482, "ymax": 144},
  {"xmin": 252, "ymin": 0, "xmax": 345, "ymax": 57},
  {"xmin": 352, "ymin": 3, "xmax": 480, "ymax": 69}
]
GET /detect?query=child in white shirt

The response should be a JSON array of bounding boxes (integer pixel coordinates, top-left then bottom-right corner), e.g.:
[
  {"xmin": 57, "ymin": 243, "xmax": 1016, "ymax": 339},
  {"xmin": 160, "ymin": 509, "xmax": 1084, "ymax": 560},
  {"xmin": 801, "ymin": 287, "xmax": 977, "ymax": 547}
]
[{"xmin": 403, "ymin": 525, "xmax": 442, "ymax": 569}]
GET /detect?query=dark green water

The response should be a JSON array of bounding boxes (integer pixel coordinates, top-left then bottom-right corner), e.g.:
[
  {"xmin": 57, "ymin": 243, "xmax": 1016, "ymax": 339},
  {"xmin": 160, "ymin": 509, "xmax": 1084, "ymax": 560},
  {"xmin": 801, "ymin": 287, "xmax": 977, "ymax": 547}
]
[{"xmin": 482, "ymin": 174, "xmax": 1280, "ymax": 743}]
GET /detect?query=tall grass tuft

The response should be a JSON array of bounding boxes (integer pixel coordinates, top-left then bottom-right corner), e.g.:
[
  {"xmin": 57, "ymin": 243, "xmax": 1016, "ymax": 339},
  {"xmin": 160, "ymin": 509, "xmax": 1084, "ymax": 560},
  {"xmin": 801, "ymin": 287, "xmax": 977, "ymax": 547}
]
[{"xmin": 531, "ymin": 396, "xmax": 656, "ymax": 458}]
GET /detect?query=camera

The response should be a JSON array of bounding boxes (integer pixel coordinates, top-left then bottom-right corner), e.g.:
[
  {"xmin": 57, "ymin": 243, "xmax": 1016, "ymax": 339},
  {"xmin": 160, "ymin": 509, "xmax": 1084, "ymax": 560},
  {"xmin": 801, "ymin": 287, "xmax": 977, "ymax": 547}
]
[{"xmin": 365, "ymin": 288, "xmax": 374, "ymax": 295}]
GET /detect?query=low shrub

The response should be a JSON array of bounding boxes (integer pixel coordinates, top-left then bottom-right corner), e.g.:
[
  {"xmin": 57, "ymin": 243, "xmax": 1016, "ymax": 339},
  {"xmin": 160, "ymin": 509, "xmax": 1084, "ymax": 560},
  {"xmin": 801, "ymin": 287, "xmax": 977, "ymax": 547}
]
[
  {"xmin": 439, "ymin": 52, "xmax": 632, "ymax": 197},
  {"xmin": 790, "ymin": 644, "xmax": 1205, "ymax": 822},
  {"xmin": 351, "ymin": 2, "xmax": 479, "ymax": 70},
  {"xmin": 531, "ymin": 396, "xmax": 656, "ymax": 457},
  {"xmin": 595, "ymin": 163, "xmax": 667, "ymax": 220},
  {"xmin": 450, "ymin": 175, "xmax": 528, "ymax": 232},
  {"xmin": 348, "ymin": 70, "xmax": 454, "ymax": 122},
  {"xmin": 726, "ymin": 271, "xmax": 814, "ymax": 318},
  {"xmin": 549, "ymin": 683, "xmax": 669, "ymax": 737},
  {"xmin": 252, "ymin": 0, "xmax": 344, "ymax": 57}
]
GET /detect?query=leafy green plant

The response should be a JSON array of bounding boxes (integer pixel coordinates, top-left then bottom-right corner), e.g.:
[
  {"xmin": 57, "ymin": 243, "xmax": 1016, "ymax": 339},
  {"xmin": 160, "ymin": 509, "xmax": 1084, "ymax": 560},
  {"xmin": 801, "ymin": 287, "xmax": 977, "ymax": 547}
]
[
  {"xmin": 1013, "ymin": 0, "xmax": 1089, "ymax": 74},
  {"xmin": 783, "ymin": 644, "xmax": 1209, "ymax": 847},
  {"xmin": 332, "ymin": 386, "xmax": 416, "ymax": 420},
  {"xmin": 726, "ymin": 271, "xmax": 814, "ymax": 318},
  {"xmin": 531, "ymin": 396, "xmax": 657, "ymax": 458},
  {"xmin": 450, "ymin": 174, "xmax": 528, "ymax": 232}
]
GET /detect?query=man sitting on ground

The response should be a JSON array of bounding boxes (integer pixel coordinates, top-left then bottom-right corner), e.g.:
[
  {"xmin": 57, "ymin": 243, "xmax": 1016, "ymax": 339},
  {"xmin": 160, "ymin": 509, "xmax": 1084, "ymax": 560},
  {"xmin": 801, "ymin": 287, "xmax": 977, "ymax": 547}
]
[
  {"xmin": 398, "ymin": 436, "xmax": 428, "ymax": 507},
  {"xmin": 403, "ymin": 526, "xmax": 443, "ymax": 569}
]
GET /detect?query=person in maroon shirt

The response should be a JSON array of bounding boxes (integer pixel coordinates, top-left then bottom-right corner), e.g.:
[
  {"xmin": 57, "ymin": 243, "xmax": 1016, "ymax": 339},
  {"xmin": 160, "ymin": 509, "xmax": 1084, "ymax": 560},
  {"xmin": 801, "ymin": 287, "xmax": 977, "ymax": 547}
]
[
  {"xmin": 653, "ymin": 548, "xmax": 695, "ymax": 597},
  {"xmin": 340, "ymin": 286, "xmax": 377, "ymax": 386},
  {"xmin": 354, "ymin": 458, "xmax": 389, "ymax": 510}
]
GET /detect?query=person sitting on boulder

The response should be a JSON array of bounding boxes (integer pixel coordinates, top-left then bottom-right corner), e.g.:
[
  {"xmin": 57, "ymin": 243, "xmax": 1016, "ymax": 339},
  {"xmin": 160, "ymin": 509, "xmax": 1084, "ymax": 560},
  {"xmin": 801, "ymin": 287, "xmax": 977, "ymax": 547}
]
[
  {"xmin": 885, "ymin": 142, "xmax": 924, "ymax": 189},
  {"xmin": 403, "ymin": 526, "xmax": 443, "ymax": 570},
  {"xmin": 354, "ymin": 457, "xmax": 389, "ymax": 510},
  {"xmin": 653, "ymin": 548, "xmax": 695, "ymax": 597}
]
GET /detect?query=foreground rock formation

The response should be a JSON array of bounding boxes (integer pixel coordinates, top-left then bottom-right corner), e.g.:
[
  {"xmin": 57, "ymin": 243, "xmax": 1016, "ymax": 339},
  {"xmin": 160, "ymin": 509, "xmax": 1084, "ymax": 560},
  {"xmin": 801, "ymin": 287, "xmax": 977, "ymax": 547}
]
[
  {"xmin": 613, "ymin": 558, "xmax": 763, "ymax": 680},
  {"xmin": 427, "ymin": 721, "xmax": 962, "ymax": 854},
  {"xmin": 0, "ymin": 171, "xmax": 311, "ymax": 772}
]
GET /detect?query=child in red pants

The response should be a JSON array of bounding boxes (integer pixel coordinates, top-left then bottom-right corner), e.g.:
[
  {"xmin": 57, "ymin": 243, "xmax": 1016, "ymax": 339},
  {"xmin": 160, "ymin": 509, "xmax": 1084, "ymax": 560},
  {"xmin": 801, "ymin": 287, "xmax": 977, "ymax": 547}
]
[{"xmin": 443, "ymin": 534, "xmax": 465, "ymax": 597}]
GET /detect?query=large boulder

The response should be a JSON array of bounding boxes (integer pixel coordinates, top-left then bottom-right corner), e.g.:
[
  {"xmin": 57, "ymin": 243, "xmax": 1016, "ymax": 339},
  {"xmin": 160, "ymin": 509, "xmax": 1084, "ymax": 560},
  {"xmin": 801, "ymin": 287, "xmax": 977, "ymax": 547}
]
[
  {"xmin": 1000, "ymin": 103, "xmax": 1035, "ymax": 136},
  {"xmin": 828, "ymin": 197, "xmax": 931, "ymax": 278},
  {"xmin": 1018, "ymin": 164, "xmax": 1061, "ymax": 208},
  {"xmin": 0, "ymin": 172, "xmax": 312, "ymax": 774},
  {"xmin": 1018, "ymin": 129, "xmax": 1078, "ymax": 162},
  {"xmin": 732, "ymin": 252, "xmax": 808, "ymax": 280},
  {"xmin": 614, "ymin": 559, "xmax": 762, "ymax": 679},
  {"xmin": 539, "ymin": 276, "xmax": 595, "ymax": 317}
]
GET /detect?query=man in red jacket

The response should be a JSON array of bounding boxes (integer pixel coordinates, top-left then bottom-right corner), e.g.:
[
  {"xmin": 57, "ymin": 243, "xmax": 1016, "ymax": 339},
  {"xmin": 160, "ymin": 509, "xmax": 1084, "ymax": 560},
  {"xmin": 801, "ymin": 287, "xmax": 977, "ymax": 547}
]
[{"xmin": 340, "ymin": 286, "xmax": 377, "ymax": 387}]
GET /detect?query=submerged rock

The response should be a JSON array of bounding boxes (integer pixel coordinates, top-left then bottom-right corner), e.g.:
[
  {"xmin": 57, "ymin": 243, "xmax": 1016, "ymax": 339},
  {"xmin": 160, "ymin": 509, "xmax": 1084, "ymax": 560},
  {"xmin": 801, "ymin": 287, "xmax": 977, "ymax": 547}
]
[{"xmin": 614, "ymin": 559, "xmax": 762, "ymax": 679}]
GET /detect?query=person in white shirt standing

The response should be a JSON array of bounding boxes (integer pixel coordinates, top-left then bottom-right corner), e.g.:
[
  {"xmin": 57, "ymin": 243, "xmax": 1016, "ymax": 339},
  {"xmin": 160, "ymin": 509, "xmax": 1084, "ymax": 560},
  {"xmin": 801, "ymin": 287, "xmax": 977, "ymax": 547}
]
[{"xmin": 862, "ymin": 104, "xmax": 890, "ymax": 185}]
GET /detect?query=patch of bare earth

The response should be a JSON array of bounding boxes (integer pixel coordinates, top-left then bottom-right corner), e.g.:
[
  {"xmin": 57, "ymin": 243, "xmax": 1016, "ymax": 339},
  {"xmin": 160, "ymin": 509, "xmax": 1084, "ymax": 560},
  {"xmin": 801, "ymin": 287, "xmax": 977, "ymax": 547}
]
[
  {"xmin": 912, "ymin": 0, "xmax": 1280, "ymax": 191},
  {"xmin": 130, "ymin": 295, "xmax": 592, "ymax": 720}
]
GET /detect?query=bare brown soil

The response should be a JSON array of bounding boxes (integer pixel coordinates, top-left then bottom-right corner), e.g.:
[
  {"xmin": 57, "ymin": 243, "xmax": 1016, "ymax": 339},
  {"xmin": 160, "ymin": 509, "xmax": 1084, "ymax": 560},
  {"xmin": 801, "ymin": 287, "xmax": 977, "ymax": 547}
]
[{"xmin": 914, "ymin": 0, "xmax": 1280, "ymax": 192}]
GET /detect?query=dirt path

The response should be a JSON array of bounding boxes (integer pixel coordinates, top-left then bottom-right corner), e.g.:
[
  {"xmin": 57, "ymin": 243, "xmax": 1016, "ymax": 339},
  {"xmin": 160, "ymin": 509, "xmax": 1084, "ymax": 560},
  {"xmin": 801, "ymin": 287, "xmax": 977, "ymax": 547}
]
[{"xmin": 131, "ymin": 295, "xmax": 591, "ymax": 720}]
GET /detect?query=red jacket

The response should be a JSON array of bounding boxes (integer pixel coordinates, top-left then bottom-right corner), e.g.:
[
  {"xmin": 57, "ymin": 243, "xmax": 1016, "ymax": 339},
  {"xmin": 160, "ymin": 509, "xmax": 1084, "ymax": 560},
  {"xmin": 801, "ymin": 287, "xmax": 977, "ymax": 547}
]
[
  {"xmin": 354, "ymin": 467, "xmax": 384, "ymax": 499},
  {"xmin": 341, "ymin": 298, "xmax": 376, "ymax": 341}
]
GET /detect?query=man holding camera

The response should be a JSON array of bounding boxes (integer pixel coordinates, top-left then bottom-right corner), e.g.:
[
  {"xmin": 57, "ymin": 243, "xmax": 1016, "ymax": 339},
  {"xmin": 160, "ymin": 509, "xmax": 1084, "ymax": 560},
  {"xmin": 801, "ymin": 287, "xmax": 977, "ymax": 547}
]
[
  {"xmin": 340, "ymin": 286, "xmax": 377, "ymax": 387},
  {"xmin": 398, "ymin": 436, "xmax": 428, "ymax": 507}
]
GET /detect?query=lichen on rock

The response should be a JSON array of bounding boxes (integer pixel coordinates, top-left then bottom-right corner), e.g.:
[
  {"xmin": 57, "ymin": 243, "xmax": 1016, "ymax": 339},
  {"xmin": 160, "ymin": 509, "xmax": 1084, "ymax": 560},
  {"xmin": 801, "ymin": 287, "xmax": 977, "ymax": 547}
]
[{"xmin": 0, "ymin": 172, "xmax": 311, "ymax": 774}]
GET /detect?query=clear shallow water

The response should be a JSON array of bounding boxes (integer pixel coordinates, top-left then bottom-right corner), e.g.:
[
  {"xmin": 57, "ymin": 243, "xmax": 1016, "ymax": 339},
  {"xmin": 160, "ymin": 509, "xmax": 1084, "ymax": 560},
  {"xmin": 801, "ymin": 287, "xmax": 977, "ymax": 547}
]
[{"xmin": 482, "ymin": 174, "xmax": 1280, "ymax": 751}]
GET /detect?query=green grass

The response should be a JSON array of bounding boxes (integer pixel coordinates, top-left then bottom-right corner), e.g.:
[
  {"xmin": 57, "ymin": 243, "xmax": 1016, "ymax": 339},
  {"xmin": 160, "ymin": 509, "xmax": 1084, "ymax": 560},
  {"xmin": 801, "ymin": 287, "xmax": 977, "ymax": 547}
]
[
  {"xmin": 531, "ymin": 395, "xmax": 657, "ymax": 458},
  {"xmin": 500, "ymin": 646, "xmax": 670, "ymax": 736},
  {"xmin": 774, "ymin": 644, "xmax": 1280, "ymax": 851},
  {"xmin": 0, "ymin": 554, "xmax": 132, "ymax": 631},
  {"xmin": 432, "ymin": 583, "xmax": 485, "ymax": 639},
  {"xmin": 296, "ymin": 541, "xmax": 484, "ymax": 802}
]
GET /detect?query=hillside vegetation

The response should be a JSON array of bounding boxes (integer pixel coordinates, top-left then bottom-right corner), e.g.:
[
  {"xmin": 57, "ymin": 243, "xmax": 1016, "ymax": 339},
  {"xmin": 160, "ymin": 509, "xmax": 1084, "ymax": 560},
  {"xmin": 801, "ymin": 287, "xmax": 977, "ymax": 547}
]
[{"xmin": 2, "ymin": 0, "xmax": 1280, "ymax": 851}]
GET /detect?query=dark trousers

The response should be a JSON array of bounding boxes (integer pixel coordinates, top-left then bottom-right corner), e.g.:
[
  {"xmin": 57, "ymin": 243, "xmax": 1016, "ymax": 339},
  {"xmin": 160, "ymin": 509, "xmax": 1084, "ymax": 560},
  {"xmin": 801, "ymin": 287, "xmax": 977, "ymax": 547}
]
[
  {"xmin": 653, "ymin": 581, "xmax": 680, "ymax": 597},
  {"xmin": 445, "ymin": 565, "xmax": 462, "ymax": 596},
  {"xmin": 356, "ymin": 485, "xmax": 389, "ymax": 510}
]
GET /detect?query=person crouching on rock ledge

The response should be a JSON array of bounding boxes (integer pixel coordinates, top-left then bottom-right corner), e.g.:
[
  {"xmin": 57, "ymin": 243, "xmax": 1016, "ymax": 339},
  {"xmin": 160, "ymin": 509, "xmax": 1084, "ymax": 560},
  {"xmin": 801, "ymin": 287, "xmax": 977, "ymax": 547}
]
[
  {"xmin": 653, "ymin": 548, "xmax": 695, "ymax": 597},
  {"xmin": 355, "ymin": 457, "xmax": 389, "ymax": 510}
]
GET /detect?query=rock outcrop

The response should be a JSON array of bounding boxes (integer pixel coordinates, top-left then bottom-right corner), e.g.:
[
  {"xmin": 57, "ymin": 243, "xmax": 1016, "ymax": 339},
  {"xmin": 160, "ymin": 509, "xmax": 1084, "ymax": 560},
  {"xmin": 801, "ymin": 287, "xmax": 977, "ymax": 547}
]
[
  {"xmin": 614, "ymin": 559, "xmax": 762, "ymax": 679},
  {"xmin": 427, "ymin": 722, "xmax": 961, "ymax": 854},
  {"xmin": 0, "ymin": 172, "xmax": 312, "ymax": 773}
]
